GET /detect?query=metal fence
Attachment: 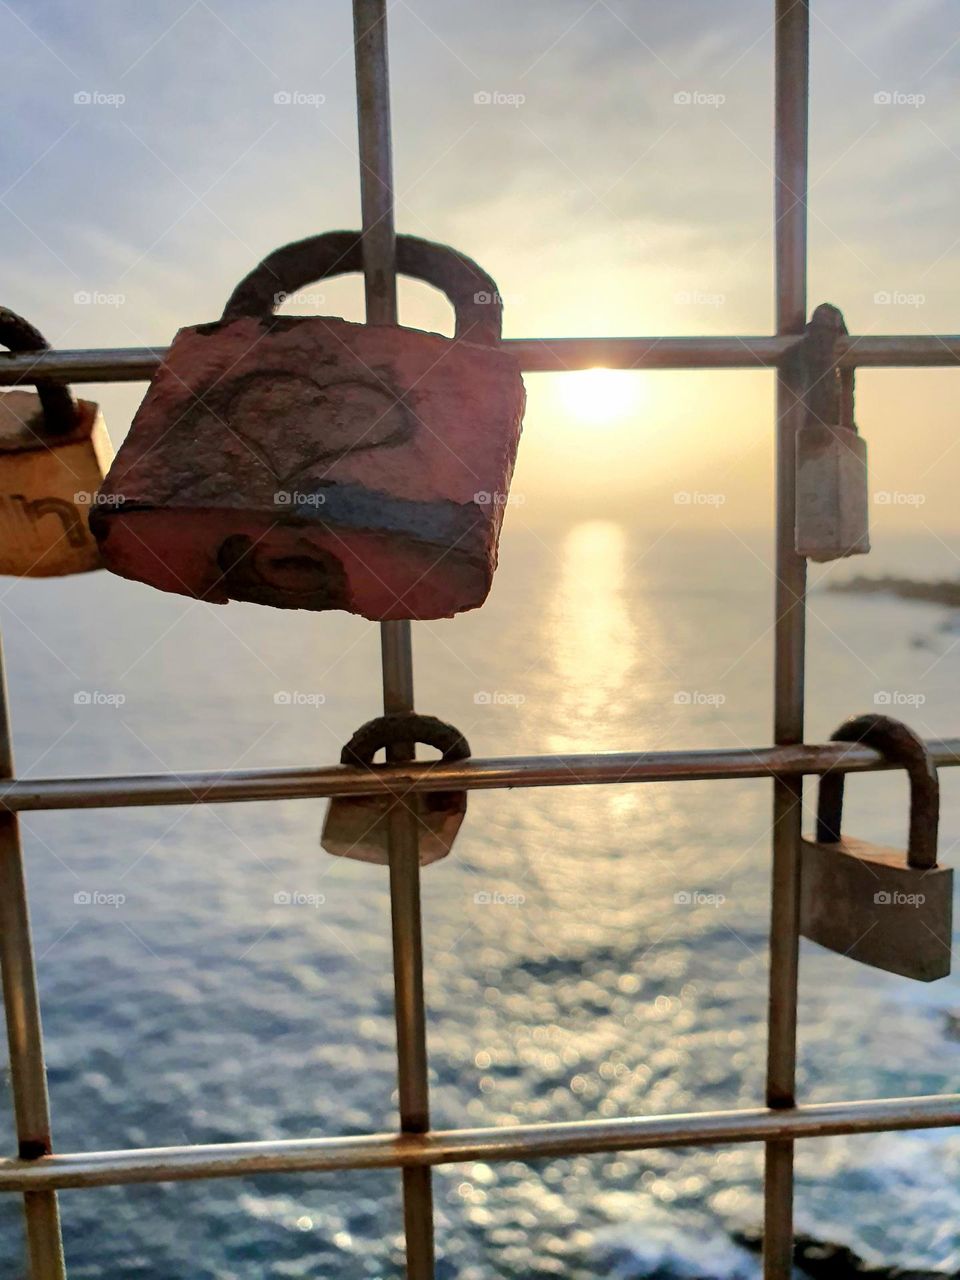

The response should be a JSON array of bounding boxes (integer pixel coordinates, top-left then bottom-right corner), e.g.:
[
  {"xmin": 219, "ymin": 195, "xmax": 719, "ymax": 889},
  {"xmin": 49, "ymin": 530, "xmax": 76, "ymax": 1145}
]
[{"xmin": 1, "ymin": 1, "xmax": 959, "ymax": 1277}]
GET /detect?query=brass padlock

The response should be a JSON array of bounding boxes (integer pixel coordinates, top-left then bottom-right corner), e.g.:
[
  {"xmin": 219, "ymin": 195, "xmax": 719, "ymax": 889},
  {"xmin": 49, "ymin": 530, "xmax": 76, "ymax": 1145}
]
[
  {"xmin": 800, "ymin": 714, "xmax": 952, "ymax": 981},
  {"xmin": 0, "ymin": 309, "xmax": 112, "ymax": 576},
  {"xmin": 795, "ymin": 303, "xmax": 870, "ymax": 562},
  {"xmin": 322, "ymin": 714, "xmax": 470, "ymax": 866},
  {"xmin": 91, "ymin": 232, "xmax": 525, "ymax": 620}
]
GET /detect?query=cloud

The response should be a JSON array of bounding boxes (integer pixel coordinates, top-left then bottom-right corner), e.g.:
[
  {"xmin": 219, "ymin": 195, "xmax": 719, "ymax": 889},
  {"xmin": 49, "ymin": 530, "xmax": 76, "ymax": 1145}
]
[{"xmin": 3, "ymin": 0, "xmax": 960, "ymax": 524}]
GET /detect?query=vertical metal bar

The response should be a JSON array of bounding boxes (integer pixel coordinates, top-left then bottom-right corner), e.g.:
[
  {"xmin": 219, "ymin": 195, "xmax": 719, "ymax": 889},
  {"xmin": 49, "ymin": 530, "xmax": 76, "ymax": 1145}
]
[
  {"xmin": 0, "ymin": 633, "xmax": 66, "ymax": 1279},
  {"xmin": 765, "ymin": 1, "xmax": 810, "ymax": 1276},
  {"xmin": 352, "ymin": 2, "xmax": 435, "ymax": 1275}
]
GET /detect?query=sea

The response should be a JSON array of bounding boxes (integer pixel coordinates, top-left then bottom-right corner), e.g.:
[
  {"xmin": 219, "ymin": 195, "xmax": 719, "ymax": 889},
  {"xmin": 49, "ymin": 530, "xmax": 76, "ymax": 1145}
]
[{"xmin": 1, "ymin": 522, "xmax": 959, "ymax": 1279}]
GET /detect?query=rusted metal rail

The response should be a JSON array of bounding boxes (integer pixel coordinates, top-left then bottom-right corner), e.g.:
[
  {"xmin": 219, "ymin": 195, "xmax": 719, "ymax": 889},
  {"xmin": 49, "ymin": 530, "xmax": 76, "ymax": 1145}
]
[
  {"xmin": 1, "ymin": 739, "xmax": 959, "ymax": 812},
  {"xmin": 0, "ymin": 1094, "xmax": 956, "ymax": 1192},
  {"xmin": 0, "ymin": 0, "xmax": 957, "ymax": 1276},
  {"xmin": 352, "ymin": 2, "xmax": 436, "ymax": 1272},
  {"xmin": 1, "ymin": 333, "xmax": 960, "ymax": 384}
]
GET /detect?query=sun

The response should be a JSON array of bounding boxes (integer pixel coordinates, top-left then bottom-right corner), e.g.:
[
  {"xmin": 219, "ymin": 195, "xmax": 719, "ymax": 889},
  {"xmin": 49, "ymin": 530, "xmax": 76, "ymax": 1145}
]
[{"xmin": 562, "ymin": 367, "xmax": 645, "ymax": 425}]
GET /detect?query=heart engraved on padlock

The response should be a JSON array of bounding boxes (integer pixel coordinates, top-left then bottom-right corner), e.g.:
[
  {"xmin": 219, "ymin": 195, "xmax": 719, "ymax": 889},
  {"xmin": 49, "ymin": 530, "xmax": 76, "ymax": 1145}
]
[
  {"xmin": 91, "ymin": 232, "xmax": 525, "ymax": 620},
  {"xmin": 322, "ymin": 713, "xmax": 470, "ymax": 866},
  {"xmin": 800, "ymin": 713, "xmax": 953, "ymax": 982},
  {"xmin": 0, "ymin": 308, "xmax": 113, "ymax": 577},
  {"xmin": 221, "ymin": 372, "xmax": 414, "ymax": 478}
]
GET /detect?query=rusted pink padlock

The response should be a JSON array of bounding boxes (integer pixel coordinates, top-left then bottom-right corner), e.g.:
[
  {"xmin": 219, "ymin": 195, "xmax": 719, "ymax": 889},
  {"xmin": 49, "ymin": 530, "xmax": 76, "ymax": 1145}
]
[{"xmin": 91, "ymin": 232, "xmax": 526, "ymax": 619}]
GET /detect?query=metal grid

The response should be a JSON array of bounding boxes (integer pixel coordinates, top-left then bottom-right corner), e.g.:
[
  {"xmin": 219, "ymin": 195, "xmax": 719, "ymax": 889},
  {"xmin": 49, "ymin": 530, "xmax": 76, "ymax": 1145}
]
[{"xmin": 1, "ymin": 1, "xmax": 959, "ymax": 1277}]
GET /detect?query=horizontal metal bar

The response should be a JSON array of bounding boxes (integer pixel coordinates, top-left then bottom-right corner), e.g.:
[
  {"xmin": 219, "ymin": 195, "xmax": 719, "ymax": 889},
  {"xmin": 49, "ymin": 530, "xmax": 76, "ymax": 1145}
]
[
  {"xmin": 1, "ymin": 738, "xmax": 959, "ymax": 813},
  {"xmin": 0, "ymin": 1094, "xmax": 954, "ymax": 1191},
  {"xmin": 1, "ymin": 336, "xmax": 960, "ymax": 386},
  {"xmin": 512, "ymin": 333, "xmax": 960, "ymax": 371},
  {"xmin": 509, "ymin": 336, "xmax": 790, "ymax": 370},
  {"xmin": 0, "ymin": 348, "xmax": 163, "ymax": 384},
  {"xmin": 841, "ymin": 336, "xmax": 960, "ymax": 367}
]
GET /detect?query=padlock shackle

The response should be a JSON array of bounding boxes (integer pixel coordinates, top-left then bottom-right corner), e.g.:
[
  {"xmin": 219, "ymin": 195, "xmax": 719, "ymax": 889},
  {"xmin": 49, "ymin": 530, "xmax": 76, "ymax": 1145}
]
[
  {"xmin": 0, "ymin": 308, "xmax": 78, "ymax": 436},
  {"xmin": 340, "ymin": 712, "xmax": 470, "ymax": 769},
  {"xmin": 803, "ymin": 302, "xmax": 853, "ymax": 431},
  {"xmin": 221, "ymin": 231, "xmax": 504, "ymax": 347},
  {"xmin": 816, "ymin": 713, "xmax": 939, "ymax": 870}
]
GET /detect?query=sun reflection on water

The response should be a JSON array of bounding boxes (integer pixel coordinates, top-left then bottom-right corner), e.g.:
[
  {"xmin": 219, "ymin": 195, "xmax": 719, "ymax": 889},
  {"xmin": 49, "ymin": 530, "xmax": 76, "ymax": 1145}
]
[{"xmin": 546, "ymin": 520, "xmax": 638, "ymax": 753}]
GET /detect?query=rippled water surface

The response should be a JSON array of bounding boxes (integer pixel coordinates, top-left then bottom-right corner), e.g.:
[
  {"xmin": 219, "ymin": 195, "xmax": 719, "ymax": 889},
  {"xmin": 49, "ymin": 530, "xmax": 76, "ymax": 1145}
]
[{"xmin": 1, "ymin": 524, "xmax": 959, "ymax": 1278}]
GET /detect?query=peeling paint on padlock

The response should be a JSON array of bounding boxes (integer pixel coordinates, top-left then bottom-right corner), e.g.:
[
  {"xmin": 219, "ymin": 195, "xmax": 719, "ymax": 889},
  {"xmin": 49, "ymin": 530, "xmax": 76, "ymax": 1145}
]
[
  {"xmin": 90, "ymin": 232, "xmax": 526, "ymax": 620},
  {"xmin": 322, "ymin": 713, "xmax": 470, "ymax": 866},
  {"xmin": 0, "ymin": 309, "xmax": 113, "ymax": 577},
  {"xmin": 800, "ymin": 713, "xmax": 953, "ymax": 981}
]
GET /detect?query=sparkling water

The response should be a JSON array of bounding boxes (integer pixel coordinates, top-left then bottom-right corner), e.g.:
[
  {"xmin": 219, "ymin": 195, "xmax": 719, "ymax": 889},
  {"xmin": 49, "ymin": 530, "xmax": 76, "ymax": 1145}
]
[{"xmin": 1, "ymin": 523, "xmax": 959, "ymax": 1278}]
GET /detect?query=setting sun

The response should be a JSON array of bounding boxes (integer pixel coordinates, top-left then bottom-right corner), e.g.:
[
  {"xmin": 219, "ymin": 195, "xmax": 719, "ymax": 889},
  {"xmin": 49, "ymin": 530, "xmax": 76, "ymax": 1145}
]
[{"xmin": 563, "ymin": 367, "xmax": 645, "ymax": 425}]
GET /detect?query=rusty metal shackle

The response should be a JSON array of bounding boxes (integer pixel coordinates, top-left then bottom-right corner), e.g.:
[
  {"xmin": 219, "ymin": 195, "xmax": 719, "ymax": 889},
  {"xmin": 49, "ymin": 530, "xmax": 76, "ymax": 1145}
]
[
  {"xmin": 341, "ymin": 712, "xmax": 470, "ymax": 770},
  {"xmin": 816, "ymin": 713, "xmax": 939, "ymax": 869},
  {"xmin": 0, "ymin": 308, "xmax": 78, "ymax": 436},
  {"xmin": 221, "ymin": 231, "xmax": 504, "ymax": 347}
]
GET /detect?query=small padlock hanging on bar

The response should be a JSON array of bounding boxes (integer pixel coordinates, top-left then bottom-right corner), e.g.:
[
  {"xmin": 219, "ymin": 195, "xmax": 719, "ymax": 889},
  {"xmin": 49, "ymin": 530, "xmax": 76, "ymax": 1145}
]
[
  {"xmin": 795, "ymin": 303, "xmax": 870, "ymax": 562},
  {"xmin": 0, "ymin": 308, "xmax": 113, "ymax": 576},
  {"xmin": 91, "ymin": 232, "xmax": 526, "ymax": 620},
  {"xmin": 800, "ymin": 714, "xmax": 952, "ymax": 981},
  {"xmin": 322, "ymin": 713, "xmax": 470, "ymax": 866}
]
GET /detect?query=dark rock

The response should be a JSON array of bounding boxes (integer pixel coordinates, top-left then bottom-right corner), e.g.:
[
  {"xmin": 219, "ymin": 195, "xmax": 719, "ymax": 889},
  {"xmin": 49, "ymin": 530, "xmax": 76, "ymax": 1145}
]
[
  {"xmin": 734, "ymin": 1229, "xmax": 957, "ymax": 1279},
  {"xmin": 826, "ymin": 575, "xmax": 960, "ymax": 609}
]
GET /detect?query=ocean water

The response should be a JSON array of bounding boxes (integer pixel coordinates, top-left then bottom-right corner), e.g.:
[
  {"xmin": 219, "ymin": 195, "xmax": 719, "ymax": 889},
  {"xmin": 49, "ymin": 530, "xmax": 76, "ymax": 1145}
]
[{"xmin": 1, "ymin": 522, "xmax": 959, "ymax": 1278}]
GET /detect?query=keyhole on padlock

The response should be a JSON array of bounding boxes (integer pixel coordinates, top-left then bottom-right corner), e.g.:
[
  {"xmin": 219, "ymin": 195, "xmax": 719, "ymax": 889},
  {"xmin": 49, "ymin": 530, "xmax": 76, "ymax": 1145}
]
[{"xmin": 216, "ymin": 534, "xmax": 348, "ymax": 608}]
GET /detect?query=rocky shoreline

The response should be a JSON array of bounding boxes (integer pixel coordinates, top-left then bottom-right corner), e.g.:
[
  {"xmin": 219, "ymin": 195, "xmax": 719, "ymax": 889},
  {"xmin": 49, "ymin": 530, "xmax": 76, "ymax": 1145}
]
[
  {"xmin": 734, "ymin": 1231, "xmax": 956, "ymax": 1279},
  {"xmin": 826, "ymin": 575, "xmax": 960, "ymax": 609}
]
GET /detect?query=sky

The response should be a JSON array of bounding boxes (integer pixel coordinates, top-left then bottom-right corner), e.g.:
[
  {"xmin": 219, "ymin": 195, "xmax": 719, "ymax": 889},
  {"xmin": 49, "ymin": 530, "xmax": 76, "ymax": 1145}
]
[{"xmin": 2, "ymin": 0, "xmax": 960, "ymax": 531}]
